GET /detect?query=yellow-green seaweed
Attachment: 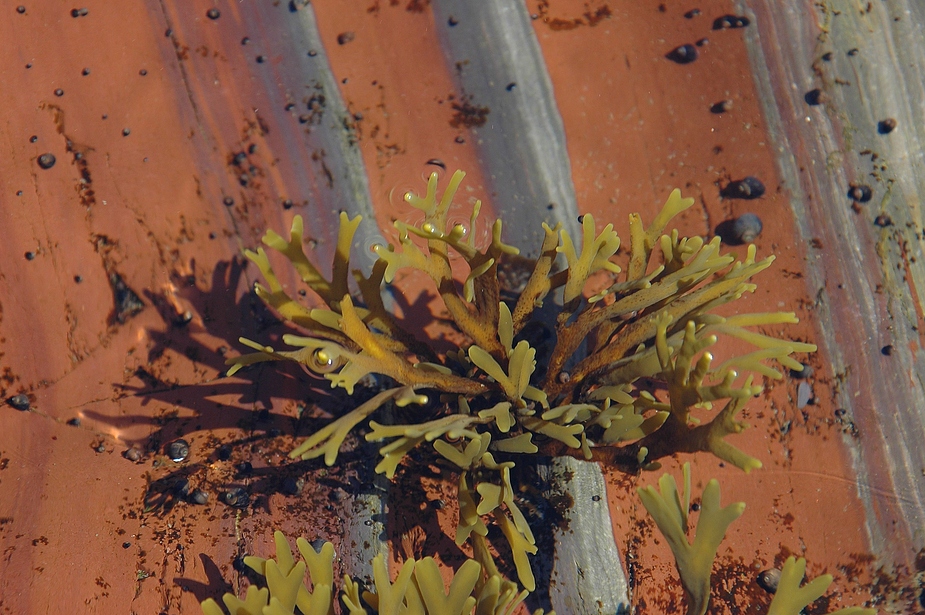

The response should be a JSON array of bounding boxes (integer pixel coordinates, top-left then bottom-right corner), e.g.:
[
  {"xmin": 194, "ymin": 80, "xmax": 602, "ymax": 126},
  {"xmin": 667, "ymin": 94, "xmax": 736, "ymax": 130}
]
[{"xmin": 228, "ymin": 170, "xmax": 816, "ymax": 590}]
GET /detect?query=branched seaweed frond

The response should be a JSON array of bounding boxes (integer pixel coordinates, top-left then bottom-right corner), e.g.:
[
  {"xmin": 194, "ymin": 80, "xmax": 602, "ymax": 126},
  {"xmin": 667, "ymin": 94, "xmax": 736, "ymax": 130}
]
[
  {"xmin": 638, "ymin": 463, "xmax": 745, "ymax": 615},
  {"xmin": 201, "ymin": 531, "xmax": 554, "ymax": 615},
  {"xmin": 227, "ymin": 170, "xmax": 816, "ymax": 591}
]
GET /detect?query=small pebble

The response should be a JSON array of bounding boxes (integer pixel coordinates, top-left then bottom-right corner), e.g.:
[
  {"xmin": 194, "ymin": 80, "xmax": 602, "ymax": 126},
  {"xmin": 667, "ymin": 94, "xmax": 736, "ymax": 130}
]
[
  {"xmin": 223, "ymin": 487, "xmax": 249, "ymax": 508},
  {"xmin": 848, "ymin": 183, "xmax": 872, "ymax": 203},
  {"xmin": 877, "ymin": 118, "xmax": 897, "ymax": 134},
  {"xmin": 666, "ymin": 44, "xmax": 698, "ymax": 64},
  {"xmin": 796, "ymin": 382, "xmax": 813, "ymax": 408},
  {"xmin": 282, "ymin": 477, "xmax": 305, "ymax": 496},
  {"xmin": 873, "ymin": 214, "xmax": 892, "ymax": 227},
  {"xmin": 725, "ymin": 176, "xmax": 765, "ymax": 199},
  {"xmin": 757, "ymin": 568, "xmax": 781, "ymax": 594},
  {"xmin": 9, "ymin": 394, "xmax": 30, "ymax": 411},
  {"xmin": 804, "ymin": 88, "xmax": 825, "ymax": 106},
  {"xmin": 37, "ymin": 153, "xmax": 56, "ymax": 169},
  {"xmin": 190, "ymin": 489, "xmax": 209, "ymax": 505}
]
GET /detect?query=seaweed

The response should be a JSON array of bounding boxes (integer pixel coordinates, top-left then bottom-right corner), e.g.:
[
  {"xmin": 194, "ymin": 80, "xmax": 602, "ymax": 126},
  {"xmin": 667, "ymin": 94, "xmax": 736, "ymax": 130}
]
[
  {"xmin": 227, "ymin": 170, "xmax": 816, "ymax": 590},
  {"xmin": 200, "ymin": 530, "xmax": 551, "ymax": 615}
]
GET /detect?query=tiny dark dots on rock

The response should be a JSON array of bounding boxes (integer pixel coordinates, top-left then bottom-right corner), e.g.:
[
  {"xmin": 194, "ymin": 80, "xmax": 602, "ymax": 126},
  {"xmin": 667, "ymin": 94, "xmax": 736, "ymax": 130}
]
[
  {"xmin": 81, "ymin": 67, "xmax": 90, "ymax": 76},
  {"xmin": 284, "ymin": 102, "xmax": 295, "ymax": 111},
  {"xmin": 54, "ymin": 88, "xmax": 64, "ymax": 97},
  {"xmin": 37, "ymin": 153, "xmax": 56, "ymax": 169},
  {"xmin": 25, "ymin": 63, "xmax": 32, "ymax": 69},
  {"xmin": 166, "ymin": 439, "xmax": 190, "ymax": 462},
  {"xmin": 165, "ymin": 28, "xmax": 173, "ymax": 37},
  {"xmin": 881, "ymin": 344, "xmax": 894, "ymax": 356},
  {"xmin": 74, "ymin": 274, "xmax": 83, "ymax": 283},
  {"xmin": 16, "ymin": 5, "xmax": 26, "ymax": 14},
  {"xmin": 804, "ymin": 88, "xmax": 825, "ymax": 106},
  {"xmin": 282, "ymin": 199, "xmax": 293, "ymax": 209},
  {"xmin": 821, "ymin": 51, "xmax": 833, "ymax": 61},
  {"xmin": 757, "ymin": 568, "xmax": 781, "ymax": 594},
  {"xmin": 307, "ymin": 49, "xmax": 317, "ymax": 57},
  {"xmin": 139, "ymin": 69, "xmax": 147, "ymax": 76},
  {"xmin": 222, "ymin": 196, "xmax": 234, "ymax": 207},
  {"xmin": 248, "ymin": 143, "xmax": 257, "ymax": 154},
  {"xmin": 789, "ymin": 363, "xmax": 814, "ymax": 379},
  {"xmin": 122, "ymin": 542, "xmax": 132, "ymax": 549},
  {"xmin": 684, "ymin": 8, "xmax": 700, "ymax": 18},
  {"xmin": 506, "ymin": 82, "xmax": 517, "ymax": 91},
  {"xmin": 713, "ymin": 14, "xmax": 749, "ymax": 29},
  {"xmin": 877, "ymin": 118, "xmax": 897, "ymax": 134},
  {"xmin": 241, "ymin": 36, "xmax": 250, "ymax": 45},
  {"xmin": 448, "ymin": 15, "xmax": 459, "ymax": 26},
  {"xmin": 337, "ymin": 31, "xmax": 355, "ymax": 45},
  {"xmin": 690, "ymin": 502, "xmax": 701, "ymax": 511},
  {"xmin": 722, "ymin": 176, "xmax": 765, "ymax": 200},
  {"xmin": 206, "ymin": 8, "xmax": 220, "ymax": 19},
  {"xmin": 666, "ymin": 44, "xmax": 698, "ymax": 64},
  {"xmin": 695, "ymin": 37, "xmax": 709, "ymax": 46},
  {"xmin": 208, "ymin": 231, "xmax": 217, "ymax": 239},
  {"xmin": 102, "ymin": 114, "xmax": 108, "ymax": 119},
  {"xmin": 848, "ymin": 183, "xmax": 872, "ymax": 203},
  {"xmin": 255, "ymin": 55, "xmax": 266, "ymax": 63},
  {"xmin": 190, "ymin": 489, "xmax": 209, "ymax": 505},
  {"xmin": 454, "ymin": 136, "xmax": 465, "ymax": 144},
  {"xmin": 29, "ymin": 135, "xmax": 38, "ymax": 143},
  {"xmin": 710, "ymin": 99, "xmax": 733, "ymax": 114},
  {"xmin": 847, "ymin": 48, "xmax": 859, "ymax": 56},
  {"xmin": 9, "ymin": 394, "xmax": 30, "ymax": 411},
  {"xmin": 298, "ymin": 114, "xmax": 310, "ymax": 124},
  {"xmin": 122, "ymin": 128, "xmax": 131, "ymax": 136},
  {"xmin": 24, "ymin": 251, "xmax": 36, "ymax": 261},
  {"xmin": 591, "ymin": 494, "xmax": 602, "ymax": 502},
  {"xmin": 16, "ymin": 190, "xmax": 23, "ymax": 196},
  {"xmin": 71, "ymin": 8, "xmax": 88, "ymax": 17},
  {"xmin": 66, "ymin": 417, "xmax": 81, "ymax": 426}
]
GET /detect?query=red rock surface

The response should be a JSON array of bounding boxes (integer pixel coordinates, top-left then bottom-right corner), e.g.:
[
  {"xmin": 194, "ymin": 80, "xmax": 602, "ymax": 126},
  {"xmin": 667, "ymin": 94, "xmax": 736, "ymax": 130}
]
[{"xmin": 0, "ymin": 1, "xmax": 909, "ymax": 613}]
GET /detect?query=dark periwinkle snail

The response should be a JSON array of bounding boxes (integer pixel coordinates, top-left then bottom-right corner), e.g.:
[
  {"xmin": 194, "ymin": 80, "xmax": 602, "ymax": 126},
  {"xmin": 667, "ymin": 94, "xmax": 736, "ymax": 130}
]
[
  {"xmin": 166, "ymin": 438, "xmax": 190, "ymax": 462},
  {"xmin": 223, "ymin": 487, "xmax": 250, "ymax": 508},
  {"xmin": 666, "ymin": 44, "xmax": 698, "ymax": 64},
  {"xmin": 190, "ymin": 489, "xmax": 209, "ymax": 505},
  {"xmin": 731, "ymin": 213, "xmax": 763, "ymax": 243},
  {"xmin": 757, "ymin": 568, "xmax": 781, "ymax": 594},
  {"xmin": 723, "ymin": 176, "xmax": 765, "ymax": 199},
  {"xmin": 8, "ymin": 394, "xmax": 30, "ymax": 411}
]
